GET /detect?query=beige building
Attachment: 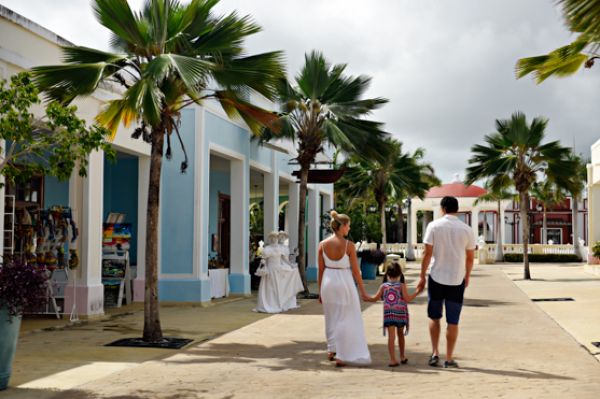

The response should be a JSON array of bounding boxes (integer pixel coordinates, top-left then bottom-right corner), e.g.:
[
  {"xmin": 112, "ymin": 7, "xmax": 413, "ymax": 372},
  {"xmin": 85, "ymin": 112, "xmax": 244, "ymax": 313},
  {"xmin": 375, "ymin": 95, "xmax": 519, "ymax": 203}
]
[{"xmin": 588, "ymin": 139, "xmax": 600, "ymax": 257}]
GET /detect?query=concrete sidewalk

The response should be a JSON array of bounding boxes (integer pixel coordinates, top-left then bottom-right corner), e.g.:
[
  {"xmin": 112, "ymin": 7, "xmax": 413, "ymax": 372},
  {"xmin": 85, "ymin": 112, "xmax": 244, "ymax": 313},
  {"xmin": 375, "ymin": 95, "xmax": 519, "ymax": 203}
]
[{"xmin": 3, "ymin": 262, "xmax": 599, "ymax": 398}]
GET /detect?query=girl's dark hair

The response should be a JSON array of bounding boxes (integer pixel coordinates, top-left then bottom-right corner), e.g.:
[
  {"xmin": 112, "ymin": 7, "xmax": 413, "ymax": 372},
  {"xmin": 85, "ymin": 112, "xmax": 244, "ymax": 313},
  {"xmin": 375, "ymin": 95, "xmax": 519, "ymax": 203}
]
[{"xmin": 385, "ymin": 262, "xmax": 402, "ymax": 279}]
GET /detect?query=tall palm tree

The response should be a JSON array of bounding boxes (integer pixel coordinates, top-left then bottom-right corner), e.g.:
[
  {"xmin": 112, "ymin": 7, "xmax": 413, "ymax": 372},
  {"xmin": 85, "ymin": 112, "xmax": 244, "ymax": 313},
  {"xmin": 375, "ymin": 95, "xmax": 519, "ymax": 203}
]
[
  {"xmin": 530, "ymin": 181, "xmax": 565, "ymax": 244},
  {"xmin": 341, "ymin": 138, "xmax": 439, "ymax": 251},
  {"xmin": 32, "ymin": 0, "xmax": 285, "ymax": 342},
  {"xmin": 565, "ymin": 152, "xmax": 588, "ymax": 259},
  {"xmin": 473, "ymin": 178, "xmax": 515, "ymax": 262},
  {"xmin": 466, "ymin": 112, "xmax": 577, "ymax": 279},
  {"xmin": 263, "ymin": 51, "xmax": 389, "ymax": 295},
  {"xmin": 516, "ymin": 0, "xmax": 600, "ymax": 81}
]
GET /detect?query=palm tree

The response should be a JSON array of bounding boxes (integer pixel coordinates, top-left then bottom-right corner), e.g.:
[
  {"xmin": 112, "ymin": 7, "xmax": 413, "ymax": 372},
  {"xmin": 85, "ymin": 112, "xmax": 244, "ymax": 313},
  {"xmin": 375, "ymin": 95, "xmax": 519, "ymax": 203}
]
[
  {"xmin": 516, "ymin": 0, "xmax": 600, "ymax": 81},
  {"xmin": 565, "ymin": 152, "xmax": 588, "ymax": 259},
  {"xmin": 473, "ymin": 179, "xmax": 515, "ymax": 262},
  {"xmin": 530, "ymin": 181, "xmax": 565, "ymax": 244},
  {"xmin": 263, "ymin": 51, "xmax": 389, "ymax": 295},
  {"xmin": 466, "ymin": 112, "xmax": 577, "ymax": 279},
  {"xmin": 337, "ymin": 143, "xmax": 439, "ymax": 264},
  {"xmin": 32, "ymin": 0, "xmax": 285, "ymax": 342}
]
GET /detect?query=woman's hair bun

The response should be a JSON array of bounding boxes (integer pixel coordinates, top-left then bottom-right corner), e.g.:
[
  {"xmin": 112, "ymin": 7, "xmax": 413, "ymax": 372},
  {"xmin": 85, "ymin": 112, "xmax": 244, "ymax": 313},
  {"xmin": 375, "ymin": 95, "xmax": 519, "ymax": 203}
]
[{"xmin": 330, "ymin": 210, "xmax": 339, "ymax": 220}]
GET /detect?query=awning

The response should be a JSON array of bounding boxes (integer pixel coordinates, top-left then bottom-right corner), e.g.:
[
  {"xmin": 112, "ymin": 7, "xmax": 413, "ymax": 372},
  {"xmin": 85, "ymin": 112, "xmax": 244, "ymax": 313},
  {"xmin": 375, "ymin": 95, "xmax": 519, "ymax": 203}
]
[{"xmin": 292, "ymin": 168, "xmax": 345, "ymax": 184}]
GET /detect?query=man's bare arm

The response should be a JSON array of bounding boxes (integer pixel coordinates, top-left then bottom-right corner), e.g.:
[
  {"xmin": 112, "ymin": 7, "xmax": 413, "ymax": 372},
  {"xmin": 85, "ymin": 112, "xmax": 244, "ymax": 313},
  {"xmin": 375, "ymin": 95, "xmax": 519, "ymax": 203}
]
[
  {"xmin": 465, "ymin": 249, "xmax": 474, "ymax": 287},
  {"xmin": 417, "ymin": 244, "xmax": 433, "ymax": 291}
]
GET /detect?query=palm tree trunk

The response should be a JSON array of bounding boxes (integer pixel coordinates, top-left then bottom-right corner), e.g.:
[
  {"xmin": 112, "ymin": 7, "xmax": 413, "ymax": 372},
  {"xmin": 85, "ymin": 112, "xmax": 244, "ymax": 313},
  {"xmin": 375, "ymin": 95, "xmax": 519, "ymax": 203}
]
[
  {"xmin": 296, "ymin": 166, "xmax": 309, "ymax": 294},
  {"xmin": 495, "ymin": 200, "xmax": 504, "ymax": 262},
  {"xmin": 572, "ymin": 196, "xmax": 581, "ymax": 260},
  {"xmin": 397, "ymin": 204, "xmax": 404, "ymax": 244},
  {"xmin": 143, "ymin": 126, "xmax": 165, "ymax": 342},
  {"xmin": 379, "ymin": 200, "xmax": 387, "ymax": 249},
  {"xmin": 542, "ymin": 206, "xmax": 547, "ymax": 244},
  {"xmin": 520, "ymin": 191, "xmax": 531, "ymax": 280}
]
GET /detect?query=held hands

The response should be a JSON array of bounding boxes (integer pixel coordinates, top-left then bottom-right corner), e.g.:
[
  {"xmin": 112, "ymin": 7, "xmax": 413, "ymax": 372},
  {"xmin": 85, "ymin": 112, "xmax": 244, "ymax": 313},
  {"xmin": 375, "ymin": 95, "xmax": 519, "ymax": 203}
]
[{"xmin": 416, "ymin": 276, "xmax": 426, "ymax": 293}]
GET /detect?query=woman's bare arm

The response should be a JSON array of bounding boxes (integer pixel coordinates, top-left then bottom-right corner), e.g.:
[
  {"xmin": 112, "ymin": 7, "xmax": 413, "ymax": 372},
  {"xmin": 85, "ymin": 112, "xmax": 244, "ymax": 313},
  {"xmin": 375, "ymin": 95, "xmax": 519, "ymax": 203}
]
[{"xmin": 318, "ymin": 243, "xmax": 325, "ymax": 300}]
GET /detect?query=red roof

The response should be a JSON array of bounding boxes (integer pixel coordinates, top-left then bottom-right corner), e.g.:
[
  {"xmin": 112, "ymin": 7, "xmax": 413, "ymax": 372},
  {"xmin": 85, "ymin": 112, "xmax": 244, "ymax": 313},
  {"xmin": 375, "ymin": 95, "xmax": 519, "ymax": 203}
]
[{"xmin": 426, "ymin": 182, "xmax": 487, "ymax": 198}]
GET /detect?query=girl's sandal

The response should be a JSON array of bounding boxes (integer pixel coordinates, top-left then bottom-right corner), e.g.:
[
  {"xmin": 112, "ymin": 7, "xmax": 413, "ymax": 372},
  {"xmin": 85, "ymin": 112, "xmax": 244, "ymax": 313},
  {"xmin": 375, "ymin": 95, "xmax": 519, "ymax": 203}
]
[{"xmin": 327, "ymin": 352, "xmax": 336, "ymax": 361}]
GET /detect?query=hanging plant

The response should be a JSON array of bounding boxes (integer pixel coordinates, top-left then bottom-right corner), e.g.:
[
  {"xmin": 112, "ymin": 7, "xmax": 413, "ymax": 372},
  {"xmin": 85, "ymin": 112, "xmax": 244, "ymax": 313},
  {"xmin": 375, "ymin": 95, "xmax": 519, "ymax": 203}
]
[{"xmin": 0, "ymin": 262, "xmax": 50, "ymax": 319}]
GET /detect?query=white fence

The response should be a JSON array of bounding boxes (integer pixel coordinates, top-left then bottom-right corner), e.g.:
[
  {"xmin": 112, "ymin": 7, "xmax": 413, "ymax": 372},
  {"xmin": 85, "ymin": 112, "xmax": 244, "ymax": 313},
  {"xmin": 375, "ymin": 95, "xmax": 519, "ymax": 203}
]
[{"xmin": 356, "ymin": 242, "xmax": 583, "ymax": 261}]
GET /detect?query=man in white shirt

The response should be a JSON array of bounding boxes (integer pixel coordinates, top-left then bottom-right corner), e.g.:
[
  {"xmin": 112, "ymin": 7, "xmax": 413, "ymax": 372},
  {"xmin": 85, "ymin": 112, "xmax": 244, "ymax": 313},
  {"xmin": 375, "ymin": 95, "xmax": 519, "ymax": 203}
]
[{"xmin": 416, "ymin": 196, "xmax": 475, "ymax": 368}]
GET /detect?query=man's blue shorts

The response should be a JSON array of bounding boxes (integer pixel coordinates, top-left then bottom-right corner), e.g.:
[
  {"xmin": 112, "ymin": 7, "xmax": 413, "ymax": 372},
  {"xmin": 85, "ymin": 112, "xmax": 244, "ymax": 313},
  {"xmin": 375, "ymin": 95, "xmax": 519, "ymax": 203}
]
[{"xmin": 427, "ymin": 275, "xmax": 465, "ymax": 325}]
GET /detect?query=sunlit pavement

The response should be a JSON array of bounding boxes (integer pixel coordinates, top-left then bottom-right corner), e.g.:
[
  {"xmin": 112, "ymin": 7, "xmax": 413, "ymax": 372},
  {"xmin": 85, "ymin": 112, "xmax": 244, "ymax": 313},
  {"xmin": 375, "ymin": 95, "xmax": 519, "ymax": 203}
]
[{"xmin": 2, "ymin": 262, "xmax": 600, "ymax": 398}]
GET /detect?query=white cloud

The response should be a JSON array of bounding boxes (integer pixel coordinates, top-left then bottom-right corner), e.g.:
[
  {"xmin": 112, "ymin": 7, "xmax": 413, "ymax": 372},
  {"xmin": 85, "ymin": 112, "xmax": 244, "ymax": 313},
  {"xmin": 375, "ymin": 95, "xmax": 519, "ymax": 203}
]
[{"xmin": 1, "ymin": 0, "xmax": 598, "ymax": 181}]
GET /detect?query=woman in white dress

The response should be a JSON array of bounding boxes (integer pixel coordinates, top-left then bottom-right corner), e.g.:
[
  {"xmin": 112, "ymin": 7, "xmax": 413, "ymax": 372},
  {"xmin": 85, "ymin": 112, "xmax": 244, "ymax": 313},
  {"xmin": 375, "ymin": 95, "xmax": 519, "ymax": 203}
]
[{"xmin": 318, "ymin": 211, "xmax": 371, "ymax": 367}]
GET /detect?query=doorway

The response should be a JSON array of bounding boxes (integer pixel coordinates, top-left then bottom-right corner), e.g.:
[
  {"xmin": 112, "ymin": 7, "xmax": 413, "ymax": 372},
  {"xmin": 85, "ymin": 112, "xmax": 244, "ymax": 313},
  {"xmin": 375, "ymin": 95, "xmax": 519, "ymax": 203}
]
[{"xmin": 218, "ymin": 193, "xmax": 231, "ymax": 268}]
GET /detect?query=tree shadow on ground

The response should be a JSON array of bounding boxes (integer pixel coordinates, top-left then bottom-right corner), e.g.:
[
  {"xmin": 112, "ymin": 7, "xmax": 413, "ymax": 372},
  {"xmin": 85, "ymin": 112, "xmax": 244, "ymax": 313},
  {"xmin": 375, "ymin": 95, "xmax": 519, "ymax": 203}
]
[{"xmin": 166, "ymin": 340, "xmax": 574, "ymax": 381}]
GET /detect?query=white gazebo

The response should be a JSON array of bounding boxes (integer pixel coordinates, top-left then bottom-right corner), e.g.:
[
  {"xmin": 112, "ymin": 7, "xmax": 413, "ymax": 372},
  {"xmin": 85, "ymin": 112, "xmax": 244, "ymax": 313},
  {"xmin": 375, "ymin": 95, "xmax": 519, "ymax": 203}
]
[{"xmin": 410, "ymin": 175, "xmax": 511, "ymax": 244}]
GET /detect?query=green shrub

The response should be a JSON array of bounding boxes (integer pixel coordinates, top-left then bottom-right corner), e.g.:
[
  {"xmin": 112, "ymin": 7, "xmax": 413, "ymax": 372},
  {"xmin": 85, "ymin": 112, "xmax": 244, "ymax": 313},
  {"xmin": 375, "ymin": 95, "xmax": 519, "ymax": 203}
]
[
  {"xmin": 503, "ymin": 253, "xmax": 582, "ymax": 263},
  {"xmin": 592, "ymin": 242, "xmax": 600, "ymax": 258}
]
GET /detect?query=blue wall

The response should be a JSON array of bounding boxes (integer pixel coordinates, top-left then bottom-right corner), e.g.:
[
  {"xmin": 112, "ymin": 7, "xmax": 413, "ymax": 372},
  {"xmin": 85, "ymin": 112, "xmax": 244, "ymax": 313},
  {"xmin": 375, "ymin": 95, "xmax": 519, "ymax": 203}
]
[
  {"xmin": 44, "ymin": 176, "xmax": 69, "ymax": 208},
  {"xmin": 103, "ymin": 154, "xmax": 139, "ymax": 264},
  {"xmin": 208, "ymin": 169, "xmax": 231, "ymax": 259},
  {"xmin": 161, "ymin": 109, "xmax": 196, "ymax": 275}
]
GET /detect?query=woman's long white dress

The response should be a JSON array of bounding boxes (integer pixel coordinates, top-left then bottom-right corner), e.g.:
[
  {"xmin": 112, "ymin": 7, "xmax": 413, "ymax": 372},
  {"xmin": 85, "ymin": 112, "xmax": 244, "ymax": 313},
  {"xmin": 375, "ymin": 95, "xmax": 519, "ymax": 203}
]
[
  {"xmin": 321, "ymin": 245, "xmax": 371, "ymax": 365},
  {"xmin": 254, "ymin": 245, "xmax": 304, "ymax": 313}
]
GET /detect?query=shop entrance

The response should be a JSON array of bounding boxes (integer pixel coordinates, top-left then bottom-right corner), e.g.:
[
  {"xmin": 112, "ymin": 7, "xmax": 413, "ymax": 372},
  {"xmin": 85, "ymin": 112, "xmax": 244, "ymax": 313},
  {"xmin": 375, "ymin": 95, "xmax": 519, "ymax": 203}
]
[
  {"xmin": 218, "ymin": 193, "xmax": 231, "ymax": 269},
  {"xmin": 103, "ymin": 151, "xmax": 139, "ymax": 307}
]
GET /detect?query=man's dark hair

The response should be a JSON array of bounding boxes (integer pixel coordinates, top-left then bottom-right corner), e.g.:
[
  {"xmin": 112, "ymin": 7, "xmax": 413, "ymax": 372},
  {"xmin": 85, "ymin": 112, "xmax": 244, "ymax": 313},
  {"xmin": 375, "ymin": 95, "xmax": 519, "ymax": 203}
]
[{"xmin": 440, "ymin": 196, "xmax": 459, "ymax": 213}]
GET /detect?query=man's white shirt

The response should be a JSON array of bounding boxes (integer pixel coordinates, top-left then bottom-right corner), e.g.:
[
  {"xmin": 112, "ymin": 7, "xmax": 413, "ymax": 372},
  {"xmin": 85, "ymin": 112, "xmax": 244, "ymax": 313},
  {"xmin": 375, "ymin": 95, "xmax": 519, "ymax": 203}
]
[{"xmin": 423, "ymin": 214, "xmax": 476, "ymax": 286}]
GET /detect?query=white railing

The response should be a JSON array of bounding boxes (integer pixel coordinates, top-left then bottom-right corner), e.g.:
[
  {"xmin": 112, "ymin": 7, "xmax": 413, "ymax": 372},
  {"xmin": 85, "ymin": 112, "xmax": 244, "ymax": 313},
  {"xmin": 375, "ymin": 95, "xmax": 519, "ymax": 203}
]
[{"xmin": 356, "ymin": 242, "xmax": 580, "ymax": 261}]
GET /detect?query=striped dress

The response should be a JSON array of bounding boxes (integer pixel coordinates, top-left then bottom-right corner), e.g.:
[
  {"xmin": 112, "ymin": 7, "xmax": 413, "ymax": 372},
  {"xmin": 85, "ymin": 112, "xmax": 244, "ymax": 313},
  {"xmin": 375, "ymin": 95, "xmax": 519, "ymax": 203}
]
[{"xmin": 382, "ymin": 282, "xmax": 409, "ymax": 336}]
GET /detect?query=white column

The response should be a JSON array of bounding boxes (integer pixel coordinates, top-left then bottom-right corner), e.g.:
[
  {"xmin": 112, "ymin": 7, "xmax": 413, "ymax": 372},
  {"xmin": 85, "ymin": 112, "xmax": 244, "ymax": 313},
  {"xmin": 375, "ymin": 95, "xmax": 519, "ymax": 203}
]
[
  {"xmin": 322, "ymin": 191, "xmax": 334, "ymax": 238},
  {"xmin": 133, "ymin": 156, "xmax": 150, "ymax": 302},
  {"xmin": 500, "ymin": 207, "xmax": 506, "ymax": 244},
  {"xmin": 229, "ymin": 157, "xmax": 250, "ymax": 294},
  {"xmin": 287, "ymin": 182, "xmax": 300, "ymax": 254},
  {"xmin": 410, "ymin": 206, "xmax": 418, "ymax": 244},
  {"xmin": 65, "ymin": 150, "xmax": 105, "ymax": 317},
  {"xmin": 471, "ymin": 208, "xmax": 479, "ymax": 239},
  {"xmin": 263, "ymin": 153, "xmax": 279, "ymax": 235},
  {"xmin": 306, "ymin": 187, "xmax": 320, "ymax": 281},
  {"xmin": 433, "ymin": 206, "xmax": 442, "ymax": 220}
]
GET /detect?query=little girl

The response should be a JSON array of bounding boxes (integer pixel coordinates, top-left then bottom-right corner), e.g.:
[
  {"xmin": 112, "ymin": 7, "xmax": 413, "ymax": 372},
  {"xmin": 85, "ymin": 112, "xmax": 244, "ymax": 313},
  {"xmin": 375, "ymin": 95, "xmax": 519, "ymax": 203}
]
[{"xmin": 366, "ymin": 262, "xmax": 421, "ymax": 367}]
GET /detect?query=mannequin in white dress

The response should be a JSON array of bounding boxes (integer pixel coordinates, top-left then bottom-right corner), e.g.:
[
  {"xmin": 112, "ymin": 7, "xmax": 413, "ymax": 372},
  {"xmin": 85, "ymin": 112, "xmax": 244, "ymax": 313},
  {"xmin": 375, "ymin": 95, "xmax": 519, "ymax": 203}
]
[{"xmin": 254, "ymin": 231, "xmax": 303, "ymax": 313}]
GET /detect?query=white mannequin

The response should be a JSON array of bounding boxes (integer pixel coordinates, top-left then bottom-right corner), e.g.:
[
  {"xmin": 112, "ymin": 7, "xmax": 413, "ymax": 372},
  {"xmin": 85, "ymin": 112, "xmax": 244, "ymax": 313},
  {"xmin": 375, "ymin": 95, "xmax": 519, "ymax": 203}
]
[
  {"xmin": 278, "ymin": 231, "xmax": 297, "ymax": 269},
  {"xmin": 254, "ymin": 231, "xmax": 303, "ymax": 313}
]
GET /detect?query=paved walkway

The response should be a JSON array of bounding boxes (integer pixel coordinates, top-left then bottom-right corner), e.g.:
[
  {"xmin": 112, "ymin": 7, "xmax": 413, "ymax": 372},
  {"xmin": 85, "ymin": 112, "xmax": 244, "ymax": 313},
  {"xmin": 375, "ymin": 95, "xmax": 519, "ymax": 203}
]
[{"xmin": 2, "ymin": 263, "xmax": 600, "ymax": 398}]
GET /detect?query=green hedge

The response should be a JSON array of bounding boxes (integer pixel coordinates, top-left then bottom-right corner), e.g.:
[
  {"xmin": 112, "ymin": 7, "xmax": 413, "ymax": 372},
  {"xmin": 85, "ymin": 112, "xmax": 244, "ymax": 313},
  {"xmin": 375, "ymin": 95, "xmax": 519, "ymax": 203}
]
[{"xmin": 503, "ymin": 253, "xmax": 581, "ymax": 263}]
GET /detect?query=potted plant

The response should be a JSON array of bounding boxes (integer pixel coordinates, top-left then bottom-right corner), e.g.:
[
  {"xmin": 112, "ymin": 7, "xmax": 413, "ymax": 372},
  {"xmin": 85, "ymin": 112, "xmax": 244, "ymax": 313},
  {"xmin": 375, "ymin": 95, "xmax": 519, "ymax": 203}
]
[
  {"xmin": 0, "ymin": 262, "xmax": 49, "ymax": 390},
  {"xmin": 358, "ymin": 248, "xmax": 386, "ymax": 280},
  {"xmin": 588, "ymin": 241, "xmax": 600, "ymax": 265}
]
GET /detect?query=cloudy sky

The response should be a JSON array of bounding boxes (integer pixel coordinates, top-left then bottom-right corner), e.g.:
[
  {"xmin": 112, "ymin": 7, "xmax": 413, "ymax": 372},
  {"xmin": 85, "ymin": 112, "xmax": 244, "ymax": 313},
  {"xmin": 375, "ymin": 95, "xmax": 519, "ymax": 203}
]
[{"xmin": 2, "ymin": 0, "xmax": 599, "ymax": 182}]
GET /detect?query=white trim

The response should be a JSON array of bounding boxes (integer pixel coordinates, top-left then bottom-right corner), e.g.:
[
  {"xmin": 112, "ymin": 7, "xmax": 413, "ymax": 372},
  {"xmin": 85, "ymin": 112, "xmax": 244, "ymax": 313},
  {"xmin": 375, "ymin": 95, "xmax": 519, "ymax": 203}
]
[
  {"xmin": 0, "ymin": 5, "xmax": 73, "ymax": 47},
  {"xmin": 193, "ymin": 107, "xmax": 205, "ymax": 279},
  {"xmin": 249, "ymin": 159, "xmax": 272, "ymax": 173},
  {"xmin": 209, "ymin": 142, "xmax": 245, "ymax": 161}
]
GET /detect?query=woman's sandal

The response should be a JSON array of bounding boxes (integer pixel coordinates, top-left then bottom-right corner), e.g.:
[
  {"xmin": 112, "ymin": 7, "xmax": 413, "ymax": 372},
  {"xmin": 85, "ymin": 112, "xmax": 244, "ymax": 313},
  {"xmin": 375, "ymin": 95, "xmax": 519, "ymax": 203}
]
[
  {"xmin": 335, "ymin": 360, "xmax": 346, "ymax": 367},
  {"xmin": 401, "ymin": 358, "xmax": 408, "ymax": 364},
  {"xmin": 327, "ymin": 352, "xmax": 336, "ymax": 361}
]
